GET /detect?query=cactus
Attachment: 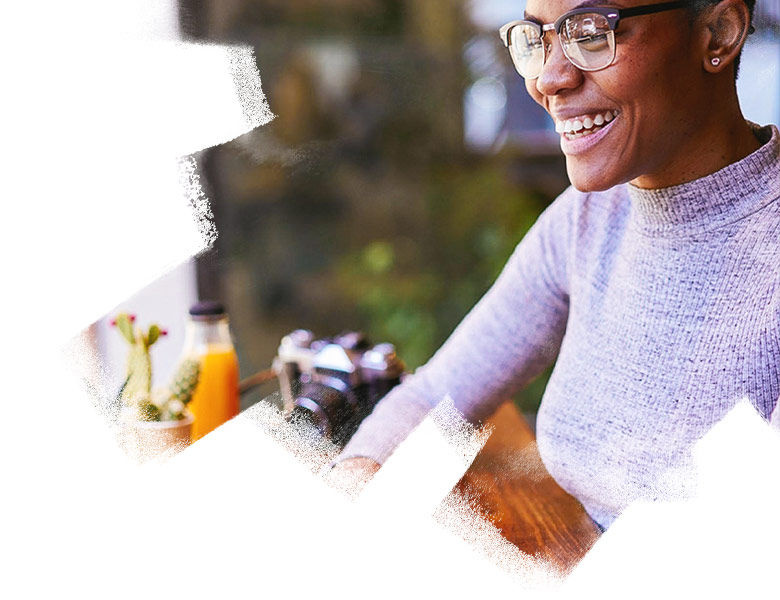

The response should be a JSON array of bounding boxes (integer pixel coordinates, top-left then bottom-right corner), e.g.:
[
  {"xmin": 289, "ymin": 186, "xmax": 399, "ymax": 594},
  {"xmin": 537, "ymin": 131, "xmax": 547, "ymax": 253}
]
[
  {"xmin": 168, "ymin": 358, "xmax": 201, "ymax": 407},
  {"xmin": 112, "ymin": 313, "xmax": 169, "ymax": 416},
  {"xmin": 137, "ymin": 399, "xmax": 162, "ymax": 422},
  {"xmin": 123, "ymin": 341, "xmax": 152, "ymax": 405},
  {"xmin": 112, "ymin": 313, "xmax": 199, "ymax": 422}
]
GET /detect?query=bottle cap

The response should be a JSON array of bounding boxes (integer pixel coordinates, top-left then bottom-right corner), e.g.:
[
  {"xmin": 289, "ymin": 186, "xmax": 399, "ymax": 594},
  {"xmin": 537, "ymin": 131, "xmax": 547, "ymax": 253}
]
[{"xmin": 189, "ymin": 300, "xmax": 226, "ymax": 318}]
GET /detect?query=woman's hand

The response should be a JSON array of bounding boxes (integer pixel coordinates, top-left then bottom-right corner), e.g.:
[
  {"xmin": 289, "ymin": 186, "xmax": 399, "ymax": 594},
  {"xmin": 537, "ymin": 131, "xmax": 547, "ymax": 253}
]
[{"xmin": 325, "ymin": 457, "xmax": 381, "ymax": 496}]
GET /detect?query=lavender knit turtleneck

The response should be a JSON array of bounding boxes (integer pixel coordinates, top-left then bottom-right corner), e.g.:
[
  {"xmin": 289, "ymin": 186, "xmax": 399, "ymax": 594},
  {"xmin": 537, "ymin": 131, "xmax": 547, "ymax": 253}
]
[{"xmin": 340, "ymin": 123, "xmax": 780, "ymax": 529}]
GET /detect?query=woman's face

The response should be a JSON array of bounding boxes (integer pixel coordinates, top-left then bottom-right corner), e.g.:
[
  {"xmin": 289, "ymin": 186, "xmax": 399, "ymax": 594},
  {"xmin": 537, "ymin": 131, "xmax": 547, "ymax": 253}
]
[{"xmin": 524, "ymin": 0, "xmax": 708, "ymax": 191}]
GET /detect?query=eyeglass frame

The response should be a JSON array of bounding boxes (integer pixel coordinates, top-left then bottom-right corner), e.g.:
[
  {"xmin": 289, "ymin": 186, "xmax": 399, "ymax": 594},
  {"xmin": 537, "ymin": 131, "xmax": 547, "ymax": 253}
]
[{"xmin": 499, "ymin": 1, "xmax": 690, "ymax": 79}]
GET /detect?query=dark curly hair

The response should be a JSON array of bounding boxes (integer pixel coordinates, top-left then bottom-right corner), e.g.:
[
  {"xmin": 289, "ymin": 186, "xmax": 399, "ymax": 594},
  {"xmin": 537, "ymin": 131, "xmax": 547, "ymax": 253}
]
[{"xmin": 691, "ymin": 0, "xmax": 756, "ymax": 17}]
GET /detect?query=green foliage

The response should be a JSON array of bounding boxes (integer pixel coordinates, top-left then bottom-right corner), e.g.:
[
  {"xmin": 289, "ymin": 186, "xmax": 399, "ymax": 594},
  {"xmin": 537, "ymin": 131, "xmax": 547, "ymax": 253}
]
[
  {"xmin": 334, "ymin": 160, "xmax": 548, "ymax": 371},
  {"xmin": 514, "ymin": 364, "xmax": 553, "ymax": 416}
]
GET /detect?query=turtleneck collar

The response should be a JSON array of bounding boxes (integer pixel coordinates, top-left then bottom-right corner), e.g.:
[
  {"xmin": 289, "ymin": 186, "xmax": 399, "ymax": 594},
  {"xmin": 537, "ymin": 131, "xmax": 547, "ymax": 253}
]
[{"xmin": 627, "ymin": 123, "xmax": 780, "ymax": 238}]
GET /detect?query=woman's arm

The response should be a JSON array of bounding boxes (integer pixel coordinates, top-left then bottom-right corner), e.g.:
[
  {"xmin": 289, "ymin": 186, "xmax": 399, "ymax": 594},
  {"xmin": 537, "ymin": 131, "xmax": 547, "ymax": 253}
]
[{"xmin": 337, "ymin": 187, "xmax": 580, "ymax": 466}]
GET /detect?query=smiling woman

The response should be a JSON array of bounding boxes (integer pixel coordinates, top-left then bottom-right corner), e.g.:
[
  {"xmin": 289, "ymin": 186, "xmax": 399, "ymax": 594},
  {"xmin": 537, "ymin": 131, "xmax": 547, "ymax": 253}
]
[
  {"xmin": 520, "ymin": 0, "xmax": 761, "ymax": 190},
  {"xmin": 333, "ymin": 0, "xmax": 779, "ymax": 531}
]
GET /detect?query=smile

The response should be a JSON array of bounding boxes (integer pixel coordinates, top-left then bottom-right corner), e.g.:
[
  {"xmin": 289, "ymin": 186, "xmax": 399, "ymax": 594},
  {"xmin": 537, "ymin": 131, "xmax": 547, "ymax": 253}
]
[
  {"xmin": 555, "ymin": 110, "xmax": 619, "ymax": 140},
  {"xmin": 555, "ymin": 110, "xmax": 620, "ymax": 156}
]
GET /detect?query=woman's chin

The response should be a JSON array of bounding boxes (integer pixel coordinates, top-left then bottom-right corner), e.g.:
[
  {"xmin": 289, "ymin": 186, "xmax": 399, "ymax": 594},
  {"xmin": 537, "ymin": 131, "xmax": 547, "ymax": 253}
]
[{"xmin": 565, "ymin": 160, "xmax": 623, "ymax": 193}]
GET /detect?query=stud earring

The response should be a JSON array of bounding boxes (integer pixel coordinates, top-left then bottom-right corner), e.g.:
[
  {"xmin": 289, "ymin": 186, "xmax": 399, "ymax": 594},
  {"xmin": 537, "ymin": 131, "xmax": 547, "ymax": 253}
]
[{"xmin": 711, "ymin": 57, "xmax": 721, "ymax": 66}]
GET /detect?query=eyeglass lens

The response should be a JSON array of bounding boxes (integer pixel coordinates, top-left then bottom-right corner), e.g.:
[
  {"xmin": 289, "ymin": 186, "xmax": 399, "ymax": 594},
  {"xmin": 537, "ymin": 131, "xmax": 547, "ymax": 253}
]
[
  {"xmin": 509, "ymin": 13, "xmax": 617, "ymax": 78},
  {"xmin": 507, "ymin": 25, "xmax": 545, "ymax": 78}
]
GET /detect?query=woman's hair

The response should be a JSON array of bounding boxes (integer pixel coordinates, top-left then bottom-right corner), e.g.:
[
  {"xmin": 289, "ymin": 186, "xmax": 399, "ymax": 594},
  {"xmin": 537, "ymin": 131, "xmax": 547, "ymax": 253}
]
[{"xmin": 688, "ymin": 0, "xmax": 756, "ymax": 16}]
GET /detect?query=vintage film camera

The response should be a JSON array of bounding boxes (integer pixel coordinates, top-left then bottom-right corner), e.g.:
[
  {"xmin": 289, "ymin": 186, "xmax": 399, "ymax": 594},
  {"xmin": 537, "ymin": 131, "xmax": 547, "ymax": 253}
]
[{"xmin": 273, "ymin": 330, "xmax": 405, "ymax": 446}]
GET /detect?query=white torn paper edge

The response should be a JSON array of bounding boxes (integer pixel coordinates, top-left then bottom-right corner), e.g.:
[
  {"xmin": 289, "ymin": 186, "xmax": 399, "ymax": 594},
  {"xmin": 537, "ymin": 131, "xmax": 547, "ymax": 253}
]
[
  {"xmin": 564, "ymin": 400, "xmax": 780, "ymax": 598},
  {"xmin": 358, "ymin": 395, "xmax": 491, "ymax": 517}
]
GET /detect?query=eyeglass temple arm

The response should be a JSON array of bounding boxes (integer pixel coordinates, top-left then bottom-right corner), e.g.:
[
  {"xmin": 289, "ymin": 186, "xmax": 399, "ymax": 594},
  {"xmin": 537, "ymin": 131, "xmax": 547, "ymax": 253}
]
[
  {"xmin": 616, "ymin": 1, "xmax": 687, "ymax": 20},
  {"xmin": 618, "ymin": 1, "xmax": 755, "ymax": 33}
]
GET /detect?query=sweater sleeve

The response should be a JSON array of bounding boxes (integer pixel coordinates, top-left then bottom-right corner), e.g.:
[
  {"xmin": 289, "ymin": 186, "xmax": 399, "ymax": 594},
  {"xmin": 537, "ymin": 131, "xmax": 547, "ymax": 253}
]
[{"xmin": 337, "ymin": 187, "xmax": 579, "ymax": 464}]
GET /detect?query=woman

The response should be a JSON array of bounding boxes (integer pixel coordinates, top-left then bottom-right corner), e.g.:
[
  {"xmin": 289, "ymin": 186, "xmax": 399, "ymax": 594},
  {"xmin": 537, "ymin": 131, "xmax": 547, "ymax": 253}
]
[{"xmin": 332, "ymin": 0, "xmax": 779, "ymax": 530}]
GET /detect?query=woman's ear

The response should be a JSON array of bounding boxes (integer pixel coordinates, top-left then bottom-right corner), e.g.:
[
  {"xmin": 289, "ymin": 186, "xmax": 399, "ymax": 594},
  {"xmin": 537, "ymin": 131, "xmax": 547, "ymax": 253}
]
[{"xmin": 699, "ymin": 0, "xmax": 751, "ymax": 73}]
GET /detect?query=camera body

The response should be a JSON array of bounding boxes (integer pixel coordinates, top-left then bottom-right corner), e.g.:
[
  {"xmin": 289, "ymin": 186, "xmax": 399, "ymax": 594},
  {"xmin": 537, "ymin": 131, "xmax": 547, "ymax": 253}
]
[{"xmin": 274, "ymin": 330, "xmax": 405, "ymax": 446}]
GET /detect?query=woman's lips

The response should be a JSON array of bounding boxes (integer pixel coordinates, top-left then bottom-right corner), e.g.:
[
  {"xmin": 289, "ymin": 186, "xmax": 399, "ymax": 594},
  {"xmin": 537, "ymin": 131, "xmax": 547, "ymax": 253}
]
[{"xmin": 558, "ymin": 112, "xmax": 619, "ymax": 156}]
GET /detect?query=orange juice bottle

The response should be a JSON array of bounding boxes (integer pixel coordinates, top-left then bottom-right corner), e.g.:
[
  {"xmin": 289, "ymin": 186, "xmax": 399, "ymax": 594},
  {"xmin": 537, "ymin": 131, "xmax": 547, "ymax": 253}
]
[{"xmin": 182, "ymin": 301, "xmax": 239, "ymax": 441}]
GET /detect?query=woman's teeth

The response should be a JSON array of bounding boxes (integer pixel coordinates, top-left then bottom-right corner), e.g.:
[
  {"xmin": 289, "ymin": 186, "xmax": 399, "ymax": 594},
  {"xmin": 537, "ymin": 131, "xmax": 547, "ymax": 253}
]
[{"xmin": 555, "ymin": 110, "xmax": 618, "ymax": 139}]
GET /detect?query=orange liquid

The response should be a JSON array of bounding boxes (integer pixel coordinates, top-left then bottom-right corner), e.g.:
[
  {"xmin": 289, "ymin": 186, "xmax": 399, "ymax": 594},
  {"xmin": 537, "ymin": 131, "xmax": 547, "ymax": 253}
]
[{"xmin": 188, "ymin": 345, "xmax": 239, "ymax": 441}]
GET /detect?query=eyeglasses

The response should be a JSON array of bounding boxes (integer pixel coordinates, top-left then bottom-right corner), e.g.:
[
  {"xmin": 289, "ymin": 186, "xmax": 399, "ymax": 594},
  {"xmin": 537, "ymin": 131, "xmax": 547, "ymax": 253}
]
[{"xmin": 499, "ymin": 1, "xmax": 688, "ymax": 79}]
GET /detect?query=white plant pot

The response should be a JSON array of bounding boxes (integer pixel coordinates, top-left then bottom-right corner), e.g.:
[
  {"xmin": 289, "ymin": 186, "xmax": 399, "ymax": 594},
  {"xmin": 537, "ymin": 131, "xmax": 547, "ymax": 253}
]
[{"xmin": 119, "ymin": 413, "xmax": 194, "ymax": 462}]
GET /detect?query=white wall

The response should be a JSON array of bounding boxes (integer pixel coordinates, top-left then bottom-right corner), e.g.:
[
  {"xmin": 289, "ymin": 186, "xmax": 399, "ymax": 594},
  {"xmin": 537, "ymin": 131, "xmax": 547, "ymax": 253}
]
[
  {"xmin": 95, "ymin": 259, "xmax": 198, "ymax": 394},
  {"xmin": 738, "ymin": 33, "xmax": 780, "ymax": 126}
]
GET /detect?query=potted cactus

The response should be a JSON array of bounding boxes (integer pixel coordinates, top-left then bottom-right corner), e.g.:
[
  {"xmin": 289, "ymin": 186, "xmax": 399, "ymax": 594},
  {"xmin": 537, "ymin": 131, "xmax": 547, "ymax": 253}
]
[{"xmin": 112, "ymin": 313, "xmax": 200, "ymax": 460}]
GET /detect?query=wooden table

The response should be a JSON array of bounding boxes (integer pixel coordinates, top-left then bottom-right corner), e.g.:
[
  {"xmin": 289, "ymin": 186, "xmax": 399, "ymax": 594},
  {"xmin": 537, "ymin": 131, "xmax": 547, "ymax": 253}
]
[{"xmin": 452, "ymin": 402, "xmax": 601, "ymax": 573}]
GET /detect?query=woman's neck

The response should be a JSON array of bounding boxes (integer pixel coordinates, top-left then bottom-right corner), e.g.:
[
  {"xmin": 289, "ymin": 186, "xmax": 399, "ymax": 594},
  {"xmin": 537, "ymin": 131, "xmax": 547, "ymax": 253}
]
[
  {"xmin": 627, "ymin": 122, "xmax": 778, "ymax": 238},
  {"xmin": 631, "ymin": 98, "xmax": 761, "ymax": 190}
]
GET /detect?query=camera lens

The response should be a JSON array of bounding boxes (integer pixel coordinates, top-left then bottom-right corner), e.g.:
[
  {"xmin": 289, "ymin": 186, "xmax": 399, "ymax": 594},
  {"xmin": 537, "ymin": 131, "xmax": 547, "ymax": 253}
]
[
  {"xmin": 289, "ymin": 400, "xmax": 330, "ymax": 436},
  {"xmin": 294, "ymin": 378, "xmax": 356, "ymax": 442}
]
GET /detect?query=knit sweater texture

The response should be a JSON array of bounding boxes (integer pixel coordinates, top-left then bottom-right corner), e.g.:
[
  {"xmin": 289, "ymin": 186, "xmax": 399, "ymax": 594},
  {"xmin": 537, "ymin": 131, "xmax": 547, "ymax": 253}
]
[{"xmin": 340, "ymin": 123, "xmax": 780, "ymax": 529}]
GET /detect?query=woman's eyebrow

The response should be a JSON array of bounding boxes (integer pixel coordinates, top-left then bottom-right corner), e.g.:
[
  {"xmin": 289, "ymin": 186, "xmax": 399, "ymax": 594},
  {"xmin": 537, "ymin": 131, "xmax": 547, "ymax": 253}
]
[
  {"xmin": 522, "ymin": 12, "xmax": 541, "ymax": 23},
  {"xmin": 525, "ymin": 1, "xmax": 620, "ymax": 22},
  {"xmin": 574, "ymin": 0, "xmax": 619, "ymax": 7}
]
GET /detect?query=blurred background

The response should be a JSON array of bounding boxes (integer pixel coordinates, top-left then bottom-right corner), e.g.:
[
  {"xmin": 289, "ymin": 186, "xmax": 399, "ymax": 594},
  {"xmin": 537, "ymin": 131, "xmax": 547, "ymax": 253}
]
[{"xmin": 93, "ymin": 0, "xmax": 780, "ymax": 429}]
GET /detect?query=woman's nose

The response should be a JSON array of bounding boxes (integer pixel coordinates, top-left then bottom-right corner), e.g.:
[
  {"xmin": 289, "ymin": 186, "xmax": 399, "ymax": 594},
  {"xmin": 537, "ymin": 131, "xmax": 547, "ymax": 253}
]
[{"xmin": 534, "ymin": 35, "xmax": 583, "ymax": 97}]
